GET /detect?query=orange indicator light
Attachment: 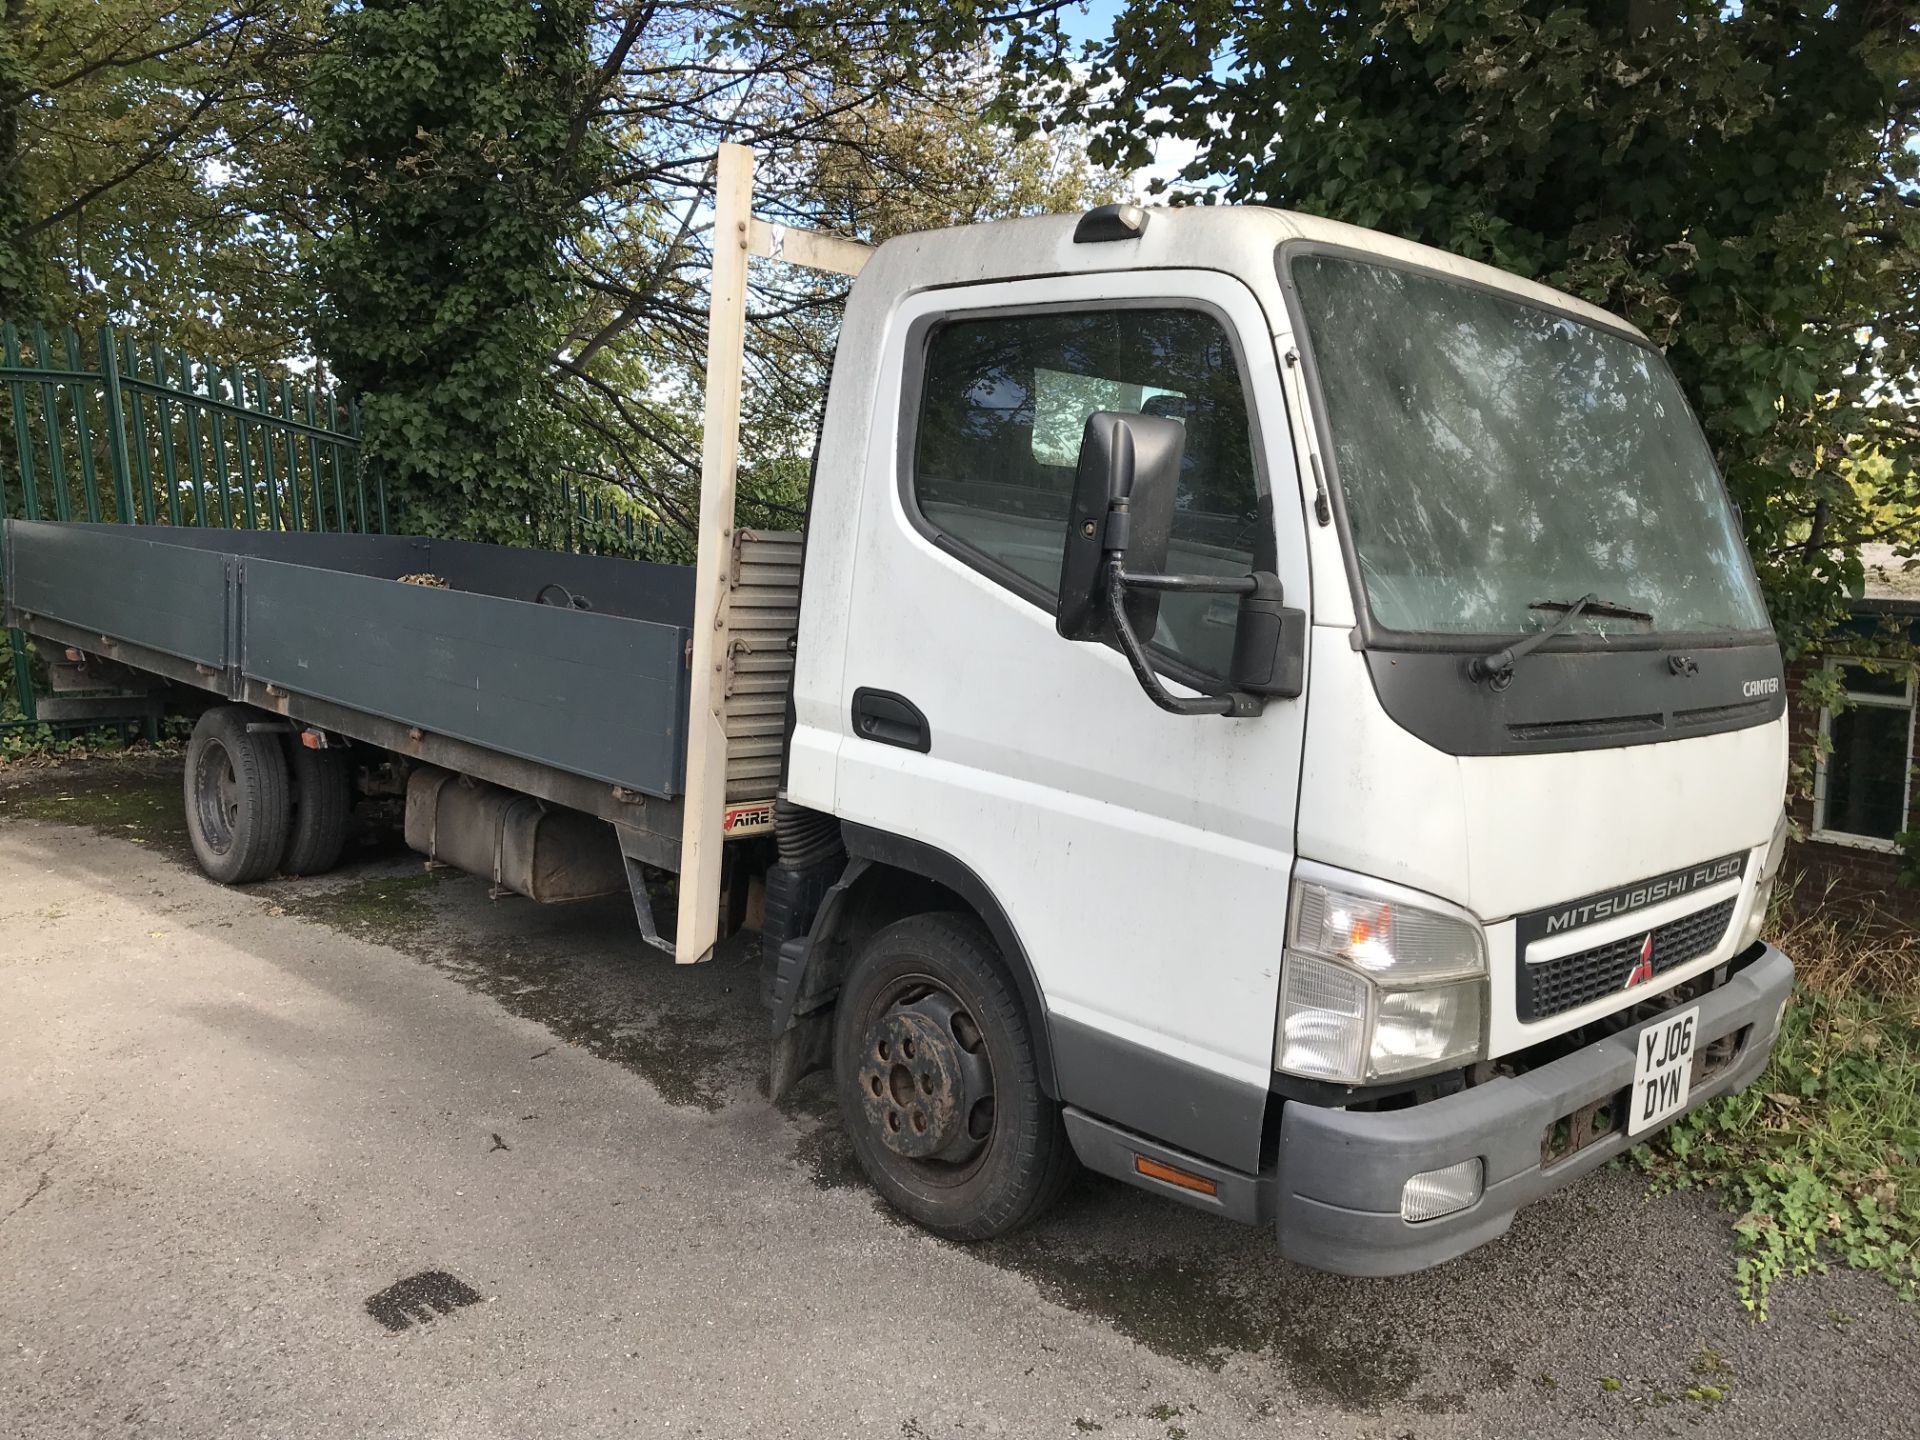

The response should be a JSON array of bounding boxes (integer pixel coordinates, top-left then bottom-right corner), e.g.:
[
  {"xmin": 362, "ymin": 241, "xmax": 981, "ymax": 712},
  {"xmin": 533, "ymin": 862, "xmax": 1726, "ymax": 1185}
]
[{"xmin": 1133, "ymin": 1156, "xmax": 1219, "ymax": 1196}]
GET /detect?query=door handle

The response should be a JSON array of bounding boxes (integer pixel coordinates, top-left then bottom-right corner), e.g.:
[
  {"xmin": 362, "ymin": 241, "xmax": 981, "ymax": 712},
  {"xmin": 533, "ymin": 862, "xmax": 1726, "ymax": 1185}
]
[{"xmin": 851, "ymin": 687, "xmax": 931, "ymax": 753}]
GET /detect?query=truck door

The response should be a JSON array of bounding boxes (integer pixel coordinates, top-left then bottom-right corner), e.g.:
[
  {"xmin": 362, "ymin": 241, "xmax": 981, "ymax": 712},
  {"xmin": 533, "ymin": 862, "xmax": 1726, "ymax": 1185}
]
[{"xmin": 830, "ymin": 270, "xmax": 1310, "ymax": 1172}]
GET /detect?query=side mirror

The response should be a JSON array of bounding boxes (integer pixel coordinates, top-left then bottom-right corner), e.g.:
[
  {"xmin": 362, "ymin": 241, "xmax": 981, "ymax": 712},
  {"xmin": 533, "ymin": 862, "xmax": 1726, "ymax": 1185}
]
[
  {"xmin": 1056, "ymin": 411, "xmax": 1183, "ymax": 644},
  {"xmin": 1056, "ymin": 411, "xmax": 1305, "ymax": 717}
]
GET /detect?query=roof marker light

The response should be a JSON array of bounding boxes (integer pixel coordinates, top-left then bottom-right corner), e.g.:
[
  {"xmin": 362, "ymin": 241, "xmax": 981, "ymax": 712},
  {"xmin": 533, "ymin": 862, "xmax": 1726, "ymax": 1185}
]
[{"xmin": 1073, "ymin": 204, "xmax": 1149, "ymax": 243}]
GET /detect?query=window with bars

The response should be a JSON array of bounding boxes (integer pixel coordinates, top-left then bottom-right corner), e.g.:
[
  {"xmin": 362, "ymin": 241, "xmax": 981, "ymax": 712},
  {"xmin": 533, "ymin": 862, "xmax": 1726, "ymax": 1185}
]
[{"xmin": 1814, "ymin": 660, "xmax": 1916, "ymax": 847}]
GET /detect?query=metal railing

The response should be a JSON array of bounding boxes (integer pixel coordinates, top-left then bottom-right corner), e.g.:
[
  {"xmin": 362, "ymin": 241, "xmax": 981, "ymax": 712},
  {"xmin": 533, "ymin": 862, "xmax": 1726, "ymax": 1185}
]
[
  {"xmin": 0, "ymin": 320, "xmax": 683, "ymax": 728},
  {"xmin": 0, "ymin": 322, "xmax": 375, "ymax": 724},
  {"xmin": 557, "ymin": 473, "xmax": 675, "ymax": 560},
  {"xmin": 1, "ymin": 321, "xmax": 374, "ymax": 534}
]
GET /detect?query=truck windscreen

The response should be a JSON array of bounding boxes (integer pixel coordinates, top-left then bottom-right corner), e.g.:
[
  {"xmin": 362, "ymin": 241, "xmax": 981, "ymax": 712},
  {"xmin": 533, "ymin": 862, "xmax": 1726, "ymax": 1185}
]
[{"xmin": 1289, "ymin": 253, "xmax": 1771, "ymax": 642}]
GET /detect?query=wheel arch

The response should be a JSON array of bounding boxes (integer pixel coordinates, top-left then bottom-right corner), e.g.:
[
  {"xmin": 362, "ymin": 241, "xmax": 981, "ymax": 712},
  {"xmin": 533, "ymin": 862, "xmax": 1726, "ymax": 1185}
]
[{"xmin": 795, "ymin": 822, "xmax": 1059, "ymax": 1099}]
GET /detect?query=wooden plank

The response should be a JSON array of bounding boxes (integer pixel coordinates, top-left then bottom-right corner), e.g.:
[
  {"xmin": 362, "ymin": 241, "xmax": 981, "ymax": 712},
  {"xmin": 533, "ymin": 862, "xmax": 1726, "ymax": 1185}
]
[
  {"xmin": 675, "ymin": 140, "xmax": 755, "ymax": 964},
  {"xmin": 747, "ymin": 218, "xmax": 873, "ymax": 277}
]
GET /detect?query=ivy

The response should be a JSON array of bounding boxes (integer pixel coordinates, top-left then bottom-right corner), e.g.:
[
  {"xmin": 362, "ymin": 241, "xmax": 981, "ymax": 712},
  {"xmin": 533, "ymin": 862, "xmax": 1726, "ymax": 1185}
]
[
  {"xmin": 308, "ymin": 0, "xmax": 605, "ymax": 544},
  {"xmin": 1638, "ymin": 980, "xmax": 1920, "ymax": 1315}
]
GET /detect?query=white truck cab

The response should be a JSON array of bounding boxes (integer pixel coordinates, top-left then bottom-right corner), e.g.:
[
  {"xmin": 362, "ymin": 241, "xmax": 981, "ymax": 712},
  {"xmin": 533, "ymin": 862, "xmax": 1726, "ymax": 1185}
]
[{"xmin": 767, "ymin": 201, "xmax": 1794, "ymax": 1273}]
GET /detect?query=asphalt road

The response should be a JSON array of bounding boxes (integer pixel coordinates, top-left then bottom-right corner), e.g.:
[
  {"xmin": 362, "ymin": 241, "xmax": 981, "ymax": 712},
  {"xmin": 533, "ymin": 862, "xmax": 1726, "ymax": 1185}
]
[{"xmin": 1, "ymin": 758, "xmax": 1913, "ymax": 1439}]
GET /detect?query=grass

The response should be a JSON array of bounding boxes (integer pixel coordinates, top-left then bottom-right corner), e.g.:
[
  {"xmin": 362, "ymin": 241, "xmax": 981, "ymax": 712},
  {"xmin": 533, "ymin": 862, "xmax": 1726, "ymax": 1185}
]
[{"xmin": 1635, "ymin": 883, "xmax": 1920, "ymax": 1315}]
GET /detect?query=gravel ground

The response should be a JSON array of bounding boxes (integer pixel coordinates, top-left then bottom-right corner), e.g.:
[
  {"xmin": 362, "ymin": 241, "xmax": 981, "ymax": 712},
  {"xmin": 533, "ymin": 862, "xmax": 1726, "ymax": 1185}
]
[{"xmin": 1, "ymin": 758, "xmax": 1912, "ymax": 1439}]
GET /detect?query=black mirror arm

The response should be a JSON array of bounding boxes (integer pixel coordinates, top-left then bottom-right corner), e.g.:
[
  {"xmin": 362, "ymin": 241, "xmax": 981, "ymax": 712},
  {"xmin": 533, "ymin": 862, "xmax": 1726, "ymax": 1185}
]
[
  {"xmin": 1103, "ymin": 558, "xmax": 1264, "ymax": 719},
  {"xmin": 1116, "ymin": 569, "xmax": 1262, "ymax": 597}
]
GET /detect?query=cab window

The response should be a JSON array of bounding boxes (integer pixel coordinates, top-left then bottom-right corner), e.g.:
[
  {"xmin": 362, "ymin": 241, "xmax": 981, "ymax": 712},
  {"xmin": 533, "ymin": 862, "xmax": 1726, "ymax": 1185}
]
[{"xmin": 912, "ymin": 307, "xmax": 1262, "ymax": 677}]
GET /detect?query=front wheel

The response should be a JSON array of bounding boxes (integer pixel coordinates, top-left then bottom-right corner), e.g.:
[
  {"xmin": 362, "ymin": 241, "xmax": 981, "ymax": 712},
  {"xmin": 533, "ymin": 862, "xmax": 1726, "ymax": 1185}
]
[{"xmin": 832, "ymin": 913, "xmax": 1074, "ymax": 1240}]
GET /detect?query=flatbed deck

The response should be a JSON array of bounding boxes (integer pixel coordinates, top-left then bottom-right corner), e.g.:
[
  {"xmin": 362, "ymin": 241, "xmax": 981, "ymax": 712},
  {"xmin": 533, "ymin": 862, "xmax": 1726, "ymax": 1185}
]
[{"xmin": 1, "ymin": 520, "xmax": 798, "ymax": 874}]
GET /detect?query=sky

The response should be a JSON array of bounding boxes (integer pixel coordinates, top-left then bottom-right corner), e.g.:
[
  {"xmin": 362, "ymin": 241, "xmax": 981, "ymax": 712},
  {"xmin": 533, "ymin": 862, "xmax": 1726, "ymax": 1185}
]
[
  {"xmin": 1057, "ymin": 1, "xmax": 1126, "ymax": 47},
  {"xmin": 1041, "ymin": 1, "xmax": 1211, "ymax": 198}
]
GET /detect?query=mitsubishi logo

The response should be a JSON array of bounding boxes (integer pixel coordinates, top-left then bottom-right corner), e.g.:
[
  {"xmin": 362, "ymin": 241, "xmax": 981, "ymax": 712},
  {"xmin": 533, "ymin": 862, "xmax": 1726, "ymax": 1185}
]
[{"xmin": 1624, "ymin": 933, "xmax": 1655, "ymax": 990}]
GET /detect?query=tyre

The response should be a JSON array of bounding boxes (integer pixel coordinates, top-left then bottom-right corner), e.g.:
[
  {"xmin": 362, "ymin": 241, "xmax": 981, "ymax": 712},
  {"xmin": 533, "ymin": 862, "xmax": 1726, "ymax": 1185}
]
[
  {"xmin": 281, "ymin": 739, "xmax": 353, "ymax": 876},
  {"xmin": 833, "ymin": 912, "xmax": 1074, "ymax": 1240},
  {"xmin": 184, "ymin": 707, "xmax": 291, "ymax": 884}
]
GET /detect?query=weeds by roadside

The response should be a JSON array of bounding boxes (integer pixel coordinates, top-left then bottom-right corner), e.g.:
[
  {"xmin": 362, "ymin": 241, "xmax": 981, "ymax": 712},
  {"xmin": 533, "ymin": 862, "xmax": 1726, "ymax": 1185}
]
[
  {"xmin": 1636, "ymin": 884, "xmax": 1920, "ymax": 1315},
  {"xmin": 0, "ymin": 629, "xmax": 190, "ymax": 763},
  {"xmin": 0, "ymin": 719, "xmax": 188, "ymax": 767}
]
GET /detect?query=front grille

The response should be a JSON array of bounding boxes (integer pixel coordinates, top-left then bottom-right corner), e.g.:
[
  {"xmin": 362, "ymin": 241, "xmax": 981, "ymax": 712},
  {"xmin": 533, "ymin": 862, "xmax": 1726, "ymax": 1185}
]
[{"xmin": 1518, "ymin": 898, "xmax": 1737, "ymax": 1022}]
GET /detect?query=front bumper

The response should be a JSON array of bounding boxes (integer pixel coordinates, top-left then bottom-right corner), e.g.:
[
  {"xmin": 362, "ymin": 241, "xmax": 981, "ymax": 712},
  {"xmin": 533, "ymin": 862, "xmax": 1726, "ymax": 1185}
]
[{"xmin": 1274, "ymin": 942, "xmax": 1794, "ymax": 1276}]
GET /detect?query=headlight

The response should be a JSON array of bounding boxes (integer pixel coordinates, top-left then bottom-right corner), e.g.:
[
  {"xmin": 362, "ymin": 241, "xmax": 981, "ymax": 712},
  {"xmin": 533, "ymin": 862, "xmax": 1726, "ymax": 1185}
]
[
  {"xmin": 1277, "ymin": 870, "xmax": 1488, "ymax": 1085},
  {"xmin": 1739, "ymin": 809, "xmax": 1790, "ymax": 950}
]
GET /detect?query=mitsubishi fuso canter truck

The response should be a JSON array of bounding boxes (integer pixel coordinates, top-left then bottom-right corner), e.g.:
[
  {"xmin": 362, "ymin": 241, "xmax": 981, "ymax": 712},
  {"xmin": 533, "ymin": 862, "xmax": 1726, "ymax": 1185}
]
[{"xmin": 1, "ymin": 149, "xmax": 1795, "ymax": 1276}]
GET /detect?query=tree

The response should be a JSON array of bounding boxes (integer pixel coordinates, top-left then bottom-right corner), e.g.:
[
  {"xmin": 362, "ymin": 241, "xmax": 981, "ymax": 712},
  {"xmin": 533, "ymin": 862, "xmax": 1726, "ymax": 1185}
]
[
  {"xmin": 528, "ymin": 4, "xmax": 1106, "ymax": 550},
  {"xmin": 308, "ymin": 0, "xmax": 605, "ymax": 543},
  {"xmin": 0, "ymin": 1, "xmax": 324, "ymax": 363},
  {"xmin": 4, "ymin": 1, "xmax": 1104, "ymax": 549},
  {"xmin": 1014, "ymin": 1, "xmax": 1920, "ymax": 659},
  {"xmin": 746, "ymin": 58, "xmax": 1121, "ymax": 447}
]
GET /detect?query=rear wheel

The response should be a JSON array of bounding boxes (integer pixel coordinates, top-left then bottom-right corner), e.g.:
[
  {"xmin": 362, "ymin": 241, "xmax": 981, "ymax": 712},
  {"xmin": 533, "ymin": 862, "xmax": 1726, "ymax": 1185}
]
[
  {"xmin": 184, "ymin": 707, "xmax": 290, "ymax": 884},
  {"xmin": 833, "ymin": 912, "xmax": 1074, "ymax": 1240},
  {"xmin": 281, "ymin": 739, "xmax": 353, "ymax": 876}
]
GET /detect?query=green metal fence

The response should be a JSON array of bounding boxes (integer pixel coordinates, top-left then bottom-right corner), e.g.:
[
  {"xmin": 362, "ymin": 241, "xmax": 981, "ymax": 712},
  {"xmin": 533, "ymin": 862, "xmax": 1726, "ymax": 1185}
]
[
  {"xmin": 0, "ymin": 321, "xmax": 377, "ymax": 725},
  {"xmin": 557, "ymin": 473, "xmax": 675, "ymax": 561},
  {"xmin": 0, "ymin": 320, "xmax": 685, "ymax": 730}
]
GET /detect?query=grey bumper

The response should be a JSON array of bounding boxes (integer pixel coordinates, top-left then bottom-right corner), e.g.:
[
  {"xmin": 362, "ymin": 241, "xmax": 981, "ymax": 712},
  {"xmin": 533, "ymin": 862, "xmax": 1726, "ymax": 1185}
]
[{"xmin": 1274, "ymin": 943, "xmax": 1794, "ymax": 1277}]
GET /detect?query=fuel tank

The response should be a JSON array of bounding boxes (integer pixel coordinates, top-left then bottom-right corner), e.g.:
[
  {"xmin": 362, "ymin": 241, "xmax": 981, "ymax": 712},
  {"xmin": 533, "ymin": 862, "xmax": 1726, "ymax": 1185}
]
[{"xmin": 403, "ymin": 764, "xmax": 626, "ymax": 903}]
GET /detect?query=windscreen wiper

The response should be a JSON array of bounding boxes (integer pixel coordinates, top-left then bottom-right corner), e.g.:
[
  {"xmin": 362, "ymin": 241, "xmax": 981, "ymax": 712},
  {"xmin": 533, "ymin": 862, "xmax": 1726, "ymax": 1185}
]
[{"xmin": 1467, "ymin": 594, "xmax": 1654, "ymax": 685}]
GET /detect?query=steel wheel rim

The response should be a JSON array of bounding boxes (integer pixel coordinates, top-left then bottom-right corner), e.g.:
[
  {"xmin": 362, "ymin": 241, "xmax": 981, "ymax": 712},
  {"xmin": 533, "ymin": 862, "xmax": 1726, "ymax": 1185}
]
[
  {"xmin": 853, "ymin": 970, "xmax": 998, "ymax": 1190},
  {"xmin": 193, "ymin": 738, "xmax": 239, "ymax": 855}
]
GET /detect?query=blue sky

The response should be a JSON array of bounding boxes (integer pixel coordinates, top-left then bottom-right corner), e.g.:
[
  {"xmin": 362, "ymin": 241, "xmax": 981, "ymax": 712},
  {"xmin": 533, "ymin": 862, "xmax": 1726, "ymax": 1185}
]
[{"xmin": 1056, "ymin": 1, "xmax": 1125, "ymax": 47}]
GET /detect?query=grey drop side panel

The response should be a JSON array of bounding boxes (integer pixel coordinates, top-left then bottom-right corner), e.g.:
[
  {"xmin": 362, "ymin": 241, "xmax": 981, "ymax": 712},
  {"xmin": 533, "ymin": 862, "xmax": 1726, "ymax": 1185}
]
[
  {"xmin": 242, "ymin": 560, "xmax": 691, "ymax": 797},
  {"xmin": 429, "ymin": 538, "xmax": 696, "ymax": 627},
  {"xmin": 42, "ymin": 523, "xmax": 432, "ymax": 577},
  {"xmin": 33, "ymin": 525, "xmax": 695, "ymax": 624},
  {"xmin": 4, "ymin": 520, "xmax": 230, "ymax": 667}
]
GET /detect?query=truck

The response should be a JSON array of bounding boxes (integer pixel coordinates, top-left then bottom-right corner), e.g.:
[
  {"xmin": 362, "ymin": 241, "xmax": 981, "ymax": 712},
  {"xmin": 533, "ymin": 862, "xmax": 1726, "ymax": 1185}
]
[{"xmin": 2, "ymin": 145, "xmax": 1795, "ymax": 1276}]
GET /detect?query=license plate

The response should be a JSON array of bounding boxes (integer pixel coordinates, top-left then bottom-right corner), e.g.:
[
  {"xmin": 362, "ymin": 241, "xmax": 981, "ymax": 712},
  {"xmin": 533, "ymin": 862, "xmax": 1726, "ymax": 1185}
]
[{"xmin": 1629, "ymin": 1006, "xmax": 1699, "ymax": 1136}]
